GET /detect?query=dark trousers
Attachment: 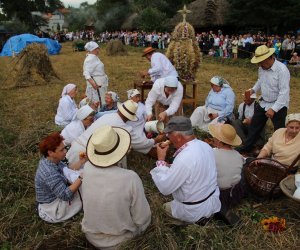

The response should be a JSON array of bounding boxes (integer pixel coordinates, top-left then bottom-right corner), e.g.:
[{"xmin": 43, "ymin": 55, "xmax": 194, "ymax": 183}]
[{"xmin": 242, "ymin": 104, "xmax": 287, "ymax": 151}]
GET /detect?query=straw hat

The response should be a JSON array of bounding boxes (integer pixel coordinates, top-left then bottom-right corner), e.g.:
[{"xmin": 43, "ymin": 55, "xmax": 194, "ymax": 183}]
[
  {"xmin": 208, "ymin": 124, "xmax": 242, "ymax": 146},
  {"xmin": 86, "ymin": 125, "xmax": 131, "ymax": 168},
  {"xmin": 117, "ymin": 100, "xmax": 138, "ymax": 121},
  {"xmin": 142, "ymin": 47, "xmax": 155, "ymax": 57},
  {"xmin": 251, "ymin": 45, "xmax": 275, "ymax": 64}
]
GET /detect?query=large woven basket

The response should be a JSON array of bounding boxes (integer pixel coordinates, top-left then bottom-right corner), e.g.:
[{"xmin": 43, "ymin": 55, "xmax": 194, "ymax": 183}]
[
  {"xmin": 244, "ymin": 158, "xmax": 289, "ymax": 197},
  {"xmin": 280, "ymin": 175, "xmax": 300, "ymax": 203}
]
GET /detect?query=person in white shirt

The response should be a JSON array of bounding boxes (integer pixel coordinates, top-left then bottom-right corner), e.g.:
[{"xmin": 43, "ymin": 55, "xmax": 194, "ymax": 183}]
[
  {"xmin": 83, "ymin": 41, "xmax": 108, "ymax": 108},
  {"xmin": 141, "ymin": 47, "xmax": 178, "ymax": 82},
  {"xmin": 127, "ymin": 89, "xmax": 147, "ymax": 138},
  {"xmin": 66, "ymin": 100, "xmax": 164, "ymax": 165},
  {"xmin": 231, "ymin": 93, "xmax": 265, "ymax": 147},
  {"xmin": 151, "ymin": 116, "xmax": 221, "ymax": 224},
  {"xmin": 145, "ymin": 76, "xmax": 183, "ymax": 122},
  {"xmin": 61, "ymin": 105, "xmax": 95, "ymax": 146},
  {"xmin": 237, "ymin": 45, "xmax": 290, "ymax": 153},
  {"xmin": 82, "ymin": 125, "xmax": 151, "ymax": 249},
  {"xmin": 55, "ymin": 83, "xmax": 78, "ymax": 127}
]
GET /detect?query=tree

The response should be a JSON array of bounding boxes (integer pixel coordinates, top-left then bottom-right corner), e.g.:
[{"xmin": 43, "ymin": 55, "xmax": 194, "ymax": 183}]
[
  {"xmin": 133, "ymin": 7, "xmax": 167, "ymax": 31},
  {"xmin": 95, "ymin": 0, "xmax": 131, "ymax": 31},
  {"xmin": 227, "ymin": 0, "xmax": 300, "ymax": 34},
  {"xmin": 0, "ymin": 0, "xmax": 64, "ymax": 32}
]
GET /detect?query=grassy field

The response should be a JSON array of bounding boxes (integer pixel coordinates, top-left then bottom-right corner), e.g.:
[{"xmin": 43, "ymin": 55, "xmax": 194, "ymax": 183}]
[{"xmin": 0, "ymin": 42, "xmax": 299, "ymax": 249}]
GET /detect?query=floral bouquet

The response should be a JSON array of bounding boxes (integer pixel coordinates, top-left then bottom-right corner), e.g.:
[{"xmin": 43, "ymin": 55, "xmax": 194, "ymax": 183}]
[{"xmin": 261, "ymin": 216, "xmax": 286, "ymax": 232}]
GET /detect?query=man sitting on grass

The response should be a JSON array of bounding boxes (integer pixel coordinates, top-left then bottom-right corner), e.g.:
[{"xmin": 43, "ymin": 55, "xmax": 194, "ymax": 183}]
[{"xmin": 150, "ymin": 116, "xmax": 221, "ymax": 224}]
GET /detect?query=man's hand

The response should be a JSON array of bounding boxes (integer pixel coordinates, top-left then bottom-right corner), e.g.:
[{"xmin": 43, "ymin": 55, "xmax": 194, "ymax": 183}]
[
  {"xmin": 209, "ymin": 113, "xmax": 218, "ymax": 120},
  {"xmin": 154, "ymin": 133, "xmax": 166, "ymax": 144},
  {"xmin": 146, "ymin": 114, "xmax": 153, "ymax": 122},
  {"xmin": 156, "ymin": 143, "xmax": 169, "ymax": 161},
  {"xmin": 139, "ymin": 70, "xmax": 148, "ymax": 79},
  {"xmin": 265, "ymin": 108, "xmax": 275, "ymax": 119},
  {"xmin": 79, "ymin": 152, "xmax": 88, "ymax": 165},
  {"xmin": 243, "ymin": 118, "xmax": 251, "ymax": 125},
  {"xmin": 158, "ymin": 111, "xmax": 167, "ymax": 122}
]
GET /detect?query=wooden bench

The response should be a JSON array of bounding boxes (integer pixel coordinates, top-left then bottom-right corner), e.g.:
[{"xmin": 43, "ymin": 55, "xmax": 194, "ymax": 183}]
[{"xmin": 134, "ymin": 79, "xmax": 199, "ymax": 109}]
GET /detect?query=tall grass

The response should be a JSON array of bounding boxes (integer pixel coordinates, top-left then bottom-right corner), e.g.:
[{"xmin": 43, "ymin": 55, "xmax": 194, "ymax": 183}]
[{"xmin": 0, "ymin": 42, "xmax": 299, "ymax": 249}]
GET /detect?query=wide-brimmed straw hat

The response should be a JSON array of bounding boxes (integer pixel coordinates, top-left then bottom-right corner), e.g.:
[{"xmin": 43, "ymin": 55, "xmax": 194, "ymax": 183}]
[
  {"xmin": 251, "ymin": 45, "xmax": 275, "ymax": 64},
  {"xmin": 86, "ymin": 125, "xmax": 131, "ymax": 168},
  {"xmin": 208, "ymin": 124, "xmax": 242, "ymax": 146},
  {"xmin": 142, "ymin": 47, "xmax": 155, "ymax": 57},
  {"xmin": 117, "ymin": 100, "xmax": 138, "ymax": 121}
]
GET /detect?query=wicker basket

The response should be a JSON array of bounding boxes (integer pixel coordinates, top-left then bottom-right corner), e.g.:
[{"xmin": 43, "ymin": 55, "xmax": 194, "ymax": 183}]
[
  {"xmin": 280, "ymin": 175, "xmax": 300, "ymax": 203},
  {"xmin": 244, "ymin": 158, "xmax": 289, "ymax": 197}
]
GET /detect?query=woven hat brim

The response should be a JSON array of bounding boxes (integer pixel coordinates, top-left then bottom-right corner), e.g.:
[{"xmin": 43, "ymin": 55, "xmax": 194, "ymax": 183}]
[
  {"xmin": 251, "ymin": 48, "xmax": 275, "ymax": 63},
  {"xmin": 86, "ymin": 127, "xmax": 131, "ymax": 168},
  {"xmin": 208, "ymin": 124, "xmax": 242, "ymax": 146},
  {"xmin": 280, "ymin": 175, "xmax": 300, "ymax": 202},
  {"xmin": 117, "ymin": 102, "xmax": 138, "ymax": 121},
  {"xmin": 142, "ymin": 48, "xmax": 155, "ymax": 57}
]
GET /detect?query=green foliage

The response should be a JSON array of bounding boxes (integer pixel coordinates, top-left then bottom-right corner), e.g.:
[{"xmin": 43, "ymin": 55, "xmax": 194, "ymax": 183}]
[
  {"xmin": 66, "ymin": 5, "xmax": 97, "ymax": 31},
  {"xmin": 133, "ymin": 7, "xmax": 167, "ymax": 31},
  {"xmin": 0, "ymin": 20, "xmax": 30, "ymax": 33},
  {"xmin": 0, "ymin": 0, "xmax": 63, "ymax": 32},
  {"xmin": 95, "ymin": 0, "xmax": 131, "ymax": 31},
  {"xmin": 227, "ymin": 0, "xmax": 300, "ymax": 34}
]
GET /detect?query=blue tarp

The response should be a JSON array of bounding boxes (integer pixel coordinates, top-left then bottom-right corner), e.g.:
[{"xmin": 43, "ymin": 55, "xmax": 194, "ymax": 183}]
[{"xmin": 0, "ymin": 33, "xmax": 61, "ymax": 56}]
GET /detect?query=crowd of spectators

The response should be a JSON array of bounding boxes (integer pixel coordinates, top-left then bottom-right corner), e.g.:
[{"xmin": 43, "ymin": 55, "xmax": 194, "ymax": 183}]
[{"xmin": 49, "ymin": 29, "xmax": 300, "ymax": 66}]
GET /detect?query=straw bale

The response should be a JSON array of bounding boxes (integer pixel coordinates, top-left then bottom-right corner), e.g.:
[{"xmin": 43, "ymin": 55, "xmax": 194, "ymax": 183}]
[{"xmin": 7, "ymin": 43, "xmax": 61, "ymax": 88}]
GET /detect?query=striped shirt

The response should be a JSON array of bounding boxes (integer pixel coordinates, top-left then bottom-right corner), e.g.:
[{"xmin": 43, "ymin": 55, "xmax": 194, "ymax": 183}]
[
  {"xmin": 35, "ymin": 157, "xmax": 73, "ymax": 203},
  {"xmin": 252, "ymin": 59, "xmax": 290, "ymax": 112}
]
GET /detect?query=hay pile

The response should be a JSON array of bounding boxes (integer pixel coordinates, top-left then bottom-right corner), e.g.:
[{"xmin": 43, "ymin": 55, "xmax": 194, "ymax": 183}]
[
  {"xmin": 106, "ymin": 39, "xmax": 128, "ymax": 56},
  {"xmin": 7, "ymin": 43, "xmax": 60, "ymax": 88}
]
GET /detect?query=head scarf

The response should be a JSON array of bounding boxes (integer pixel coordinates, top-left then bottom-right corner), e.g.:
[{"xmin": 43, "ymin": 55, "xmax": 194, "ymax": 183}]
[
  {"xmin": 127, "ymin": 89, "xmax": 140, "ymax": 99},
  {"xmin": 61, "ymin": 83, "xmax": 76, "ymax": 97},
  {"xmin": 106, "ymin": 91, "xmax": 120, "ymax": 102},
  {"xmin": 285, "ymin": 113, "xmax": 300, "ymax": 126},
  {"xmin": 210, "ymin": 76, "xmax": 231, "ymax": 88}
]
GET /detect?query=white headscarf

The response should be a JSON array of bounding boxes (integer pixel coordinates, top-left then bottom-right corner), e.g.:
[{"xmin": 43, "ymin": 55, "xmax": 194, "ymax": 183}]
[
  {"xmin": 61, "ymin": 83, "xmax": 76, "ymax": 97},
  {"xmin": 127, "ymin": 89, "xmax": 140, "ymax": 99},
  {"xmin": 84, "ymin": 41, "xmax": 99, "ymax": 52},
  {"xmin": 210, "ymin": 76, "xmax": 231, "ymax": 88},
  {"xmin": 106, "ymin": 91, "xmax": 120, "ymax": 102},
  {"xmin": 285, "ymin": 113, "xmax": 300, "ymax": 126}
]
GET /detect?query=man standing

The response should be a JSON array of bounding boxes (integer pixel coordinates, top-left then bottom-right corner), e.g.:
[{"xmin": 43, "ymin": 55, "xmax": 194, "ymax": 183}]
[
  {"xmin": 150, "ymin": 116, "xmax": 221, "ymax": 224},
  {"xmin": 145, "ymin": 76, "xmax": 183, "ymax": 122},
  {"xmin": 237, "ymin": 45, "xmax": 290, "ymax": 153},
  {"xmin": 141, "ymin": 47, "xmax": 178, "ymax": 82}
]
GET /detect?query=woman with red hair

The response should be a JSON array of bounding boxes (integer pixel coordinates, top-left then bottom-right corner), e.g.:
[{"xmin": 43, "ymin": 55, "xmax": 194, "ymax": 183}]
[{"xmin": 35, "ymin": 132, "xmax": 86, "ymax": 223}]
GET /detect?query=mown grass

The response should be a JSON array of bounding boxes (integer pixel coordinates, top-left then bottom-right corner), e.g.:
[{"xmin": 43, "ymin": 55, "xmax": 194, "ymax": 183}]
[{"xmin": 0, "ymin": 42, "xmax": 299, "ymax": 249}]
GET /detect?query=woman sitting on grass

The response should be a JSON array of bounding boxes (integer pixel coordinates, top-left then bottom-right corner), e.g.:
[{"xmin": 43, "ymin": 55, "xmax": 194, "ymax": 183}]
[
  {"xmin": 208, "ymin": 123, "xmax": 246, "ymax": 209},
  {"xmin": 35, "ymin": 132, "xmax": 87, "ymax": 223},
  {"xmin": 257, "ymin": 113, "xmax": 300, "ymax": 166},
  {"xmin": 95, "ymin": 91, "xmax": 119, "ymax": 119},
  {"xmin": 55, "ymin": 83, "xmax": 78, "ymax": 127},
  {"xmin": 190, "ymin": 76, "xmax": 235, "ymax": 132}
]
